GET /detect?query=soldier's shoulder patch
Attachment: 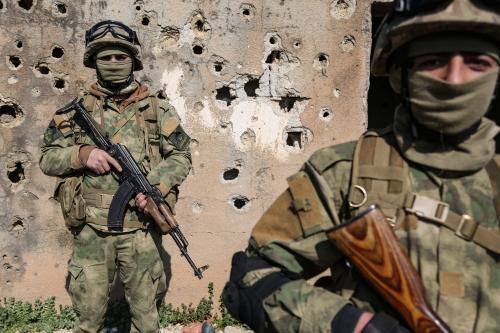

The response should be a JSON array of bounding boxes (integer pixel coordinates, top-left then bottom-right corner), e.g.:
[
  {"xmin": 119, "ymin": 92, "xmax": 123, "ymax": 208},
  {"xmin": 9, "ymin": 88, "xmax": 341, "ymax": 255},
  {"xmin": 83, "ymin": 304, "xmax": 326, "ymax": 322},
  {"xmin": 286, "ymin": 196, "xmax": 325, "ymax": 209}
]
[
  {"xmin": 308, "ymin": 141, "xmax": 357, "ymax": 173},
  {"xmin": 169, "ymin": 126, "xmax": 191, "ymax": 150},
  {"xmin": 43, "ymin": 119, "xmax": 63, "ymax": 144}
]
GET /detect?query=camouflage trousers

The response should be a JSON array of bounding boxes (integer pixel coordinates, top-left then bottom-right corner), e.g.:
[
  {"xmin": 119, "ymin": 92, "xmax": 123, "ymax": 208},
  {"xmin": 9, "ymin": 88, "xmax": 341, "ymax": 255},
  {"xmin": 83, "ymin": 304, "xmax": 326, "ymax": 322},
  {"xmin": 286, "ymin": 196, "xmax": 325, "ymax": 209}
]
[{"xmin": 67, "ymin": 224, "xmax": 167, "ymax": 333}]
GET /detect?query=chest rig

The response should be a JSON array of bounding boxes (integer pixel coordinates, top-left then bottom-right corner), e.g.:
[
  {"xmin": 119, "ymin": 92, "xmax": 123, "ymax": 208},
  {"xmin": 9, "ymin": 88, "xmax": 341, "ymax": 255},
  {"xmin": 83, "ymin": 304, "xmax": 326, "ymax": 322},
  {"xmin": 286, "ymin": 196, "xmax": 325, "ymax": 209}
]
[
  {"xmin": 347, "ymin": 130, "xmax": 500, "ymax": 255},
  {"xmin": 77, "ymin": 93, "xmax": 164, "ymax": 168},
  {"xmin": 75, "ymin": 93, "xmax": 169, "ymax": 228}
]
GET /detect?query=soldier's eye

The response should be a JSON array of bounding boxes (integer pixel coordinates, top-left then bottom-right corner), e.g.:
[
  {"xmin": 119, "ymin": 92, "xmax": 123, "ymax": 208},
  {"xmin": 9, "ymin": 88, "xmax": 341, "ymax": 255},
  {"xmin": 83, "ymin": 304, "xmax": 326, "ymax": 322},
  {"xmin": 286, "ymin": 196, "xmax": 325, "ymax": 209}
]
[
  {"xmin": 413, "ymin": 57, "xmax": 446, "ymax": 71},
  {"xmin": 98, "ymin": 55, "xmax": 113, "ymax": 61},
  {"xmin": 115, "ymin": 54, "xmax": 130, "ymax": 61},
  {"xmin": 464, "ymin": 55, "xmax": 498, "ymax": 72}
]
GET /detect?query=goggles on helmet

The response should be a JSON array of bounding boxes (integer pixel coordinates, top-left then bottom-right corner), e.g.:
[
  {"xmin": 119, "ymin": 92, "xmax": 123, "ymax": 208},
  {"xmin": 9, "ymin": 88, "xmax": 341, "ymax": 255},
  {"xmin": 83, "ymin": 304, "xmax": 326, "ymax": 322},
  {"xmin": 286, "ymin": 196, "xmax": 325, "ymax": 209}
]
[
  {"xmin": 394, "ymin": 0, "xmax": 499, "ymax": 15},
  {"xmin": 85, "ymin": 20, "xmax": 140, "ymax": 46}
]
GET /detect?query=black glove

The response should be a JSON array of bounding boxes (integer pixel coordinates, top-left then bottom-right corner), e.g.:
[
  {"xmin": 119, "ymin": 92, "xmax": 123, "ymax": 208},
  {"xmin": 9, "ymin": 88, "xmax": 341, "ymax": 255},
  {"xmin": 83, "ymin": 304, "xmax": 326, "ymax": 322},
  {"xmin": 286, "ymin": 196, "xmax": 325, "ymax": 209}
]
[
  {"xmin": 222, "ymin": 251, "xmax": 291, "ymax": 333},
  {"xmin": 331, "ymin": 304, "xmax": 412, "ymax": 333}
]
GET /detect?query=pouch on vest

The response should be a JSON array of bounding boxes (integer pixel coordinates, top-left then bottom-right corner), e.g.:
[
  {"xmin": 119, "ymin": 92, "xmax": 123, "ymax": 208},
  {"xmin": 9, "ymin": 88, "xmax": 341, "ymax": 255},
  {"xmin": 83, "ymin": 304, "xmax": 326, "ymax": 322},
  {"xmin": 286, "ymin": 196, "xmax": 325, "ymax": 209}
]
[{"xmin": 54, "ymin": 176, "xmax": 86, "ymax": 229}]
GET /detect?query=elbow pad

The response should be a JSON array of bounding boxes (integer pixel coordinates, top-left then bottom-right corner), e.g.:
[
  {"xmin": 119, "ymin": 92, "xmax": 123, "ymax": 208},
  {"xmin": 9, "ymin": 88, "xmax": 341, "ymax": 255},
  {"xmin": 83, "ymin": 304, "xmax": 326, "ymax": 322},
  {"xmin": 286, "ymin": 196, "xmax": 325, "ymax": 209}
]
[{"xmin": 222, "ymin": 251, "xmax": 291, "ymax": 333}]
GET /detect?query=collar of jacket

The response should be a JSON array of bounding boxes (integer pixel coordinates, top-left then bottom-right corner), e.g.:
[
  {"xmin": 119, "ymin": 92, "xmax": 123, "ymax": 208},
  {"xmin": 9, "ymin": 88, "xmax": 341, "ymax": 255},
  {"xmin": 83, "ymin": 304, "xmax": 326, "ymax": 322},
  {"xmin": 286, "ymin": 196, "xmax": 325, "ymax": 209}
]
[{"xmin": 88, "ymin": 82, "xmax": 151, "ymax": 113}]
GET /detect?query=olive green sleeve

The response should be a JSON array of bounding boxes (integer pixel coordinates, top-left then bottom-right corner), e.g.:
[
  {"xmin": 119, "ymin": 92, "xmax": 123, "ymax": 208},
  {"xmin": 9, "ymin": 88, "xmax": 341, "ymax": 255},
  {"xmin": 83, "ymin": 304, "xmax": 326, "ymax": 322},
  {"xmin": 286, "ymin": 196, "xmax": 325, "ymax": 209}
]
[
  {"xmin": 147, "ymin": 104, "xmax": 192, "ymax": 196},
  {"xmin": 244, "ymin": 159, "xmax": 356, "ymax": 332},
  {"xmin": 39, "ymin": 117, "xmax": 86, "ymax": 177}
]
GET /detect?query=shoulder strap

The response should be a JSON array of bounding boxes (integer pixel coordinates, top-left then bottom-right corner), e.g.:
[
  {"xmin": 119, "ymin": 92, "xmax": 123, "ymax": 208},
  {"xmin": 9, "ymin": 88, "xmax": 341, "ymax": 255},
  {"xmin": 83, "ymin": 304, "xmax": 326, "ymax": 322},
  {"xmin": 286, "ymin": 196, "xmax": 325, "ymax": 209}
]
[
  {"xmin": 485, "ymin": 155, "xmax": 500, "ymax": 222},
  {"xmin": 348, "ymin": 130, "xmax": 411, "ymax": 224}
]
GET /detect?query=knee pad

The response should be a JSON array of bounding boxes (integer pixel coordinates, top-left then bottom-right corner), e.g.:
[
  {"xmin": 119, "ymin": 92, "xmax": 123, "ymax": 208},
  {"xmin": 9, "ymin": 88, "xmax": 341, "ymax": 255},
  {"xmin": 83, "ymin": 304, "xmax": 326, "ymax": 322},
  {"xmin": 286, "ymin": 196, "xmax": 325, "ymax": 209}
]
[{"xmin": 222, "ymin": 251, "xmax": 291, "ymax": 333}]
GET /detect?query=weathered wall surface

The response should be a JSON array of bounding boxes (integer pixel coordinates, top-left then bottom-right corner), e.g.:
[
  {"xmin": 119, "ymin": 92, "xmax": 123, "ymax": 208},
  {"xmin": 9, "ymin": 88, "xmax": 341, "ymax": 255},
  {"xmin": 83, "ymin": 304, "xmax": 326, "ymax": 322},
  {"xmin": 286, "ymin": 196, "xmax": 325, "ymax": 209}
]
[{"xmin": 0, "ymin": 0, "xmax": 377, "ymax": 305}]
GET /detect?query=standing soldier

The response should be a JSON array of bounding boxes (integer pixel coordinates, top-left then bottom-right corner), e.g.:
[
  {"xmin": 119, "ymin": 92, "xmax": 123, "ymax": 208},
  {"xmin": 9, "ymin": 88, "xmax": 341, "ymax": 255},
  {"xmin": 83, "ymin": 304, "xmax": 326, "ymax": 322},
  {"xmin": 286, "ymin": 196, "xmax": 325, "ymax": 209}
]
[
  {"xmin": 39, "ymin": 20, "xmax": 192, "ymax": 333},
  {"xmin": 223, "ymin": 1, "xmax": 500, "ymax": 332}
]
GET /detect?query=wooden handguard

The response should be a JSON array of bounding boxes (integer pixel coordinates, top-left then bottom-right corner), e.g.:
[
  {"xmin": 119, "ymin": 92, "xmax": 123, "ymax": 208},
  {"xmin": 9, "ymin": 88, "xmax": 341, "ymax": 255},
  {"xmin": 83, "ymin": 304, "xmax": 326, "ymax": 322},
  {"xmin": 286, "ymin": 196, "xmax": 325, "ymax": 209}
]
[
  {"xmin": 326, "ymin": 205, "xmax": 451, "ymax": 333},
  {"xmin": 145, "ymin": 198, "xmax": 175, "ymax": 234}
]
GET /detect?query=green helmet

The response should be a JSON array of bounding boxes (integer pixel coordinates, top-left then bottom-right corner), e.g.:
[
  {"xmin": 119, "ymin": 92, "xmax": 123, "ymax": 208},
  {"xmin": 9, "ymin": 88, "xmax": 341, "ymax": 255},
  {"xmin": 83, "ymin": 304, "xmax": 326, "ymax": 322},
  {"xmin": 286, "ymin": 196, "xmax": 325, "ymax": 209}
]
[
  {"xmin": 83, "ymin": 20, "xmax": 143, "ymax": 70},
  {"xmin": 371, "ymin": 0, "xmax": 500, "ymax": 76}
]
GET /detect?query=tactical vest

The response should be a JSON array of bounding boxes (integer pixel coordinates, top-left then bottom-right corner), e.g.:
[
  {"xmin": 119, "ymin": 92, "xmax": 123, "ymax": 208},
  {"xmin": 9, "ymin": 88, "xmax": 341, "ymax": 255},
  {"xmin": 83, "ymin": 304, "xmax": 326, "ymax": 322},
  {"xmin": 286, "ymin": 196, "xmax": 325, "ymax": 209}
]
[
  {"xmin": 75, "ymin": 92, "xmax": 177, "ymax": 229},
  {"xmin": 345, "ymin": 130, "xmax": 500, "ymax": 255}
]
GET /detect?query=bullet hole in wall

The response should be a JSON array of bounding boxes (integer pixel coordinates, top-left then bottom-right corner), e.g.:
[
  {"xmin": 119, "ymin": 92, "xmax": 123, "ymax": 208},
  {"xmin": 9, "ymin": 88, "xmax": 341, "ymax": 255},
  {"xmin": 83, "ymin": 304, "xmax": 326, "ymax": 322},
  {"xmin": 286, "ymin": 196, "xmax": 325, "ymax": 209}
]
[
  {"xmin": 340, "ymin": 35, "xmax": 356, "ymax": 53},
  {"xmin": 223, "ymin": 168, "xmax": 239, "ymax": 181},
  {"xmin": 320, "ymin": 107, "xmax": 333, "ymax": 121},
  {"xmin": 135, "ymin": 5, "xmax": 141, "ymax": 10},
  {"xmin": 286, "ymin": 131, "xmax": 303, "ymax": 149},
  {"xmin": 313, "ymin": 53, "xmax": 329, "ymax": 73},
  {"xmin": 215, "ymin": 86, "xmax": 235, "ymax": 106},
  {"xmin": 11, "ymin": 217, "xmax": 25, "ymax": 233},
  {"xmin": 51, "ymin": 46, "xmax": 64, "ymax": 59},
  {"xmin": 240, "ymin": 129, "xmax": 256, "ymax": 146},
  {"xmin": 141, "ymin": 16, "xmax": 150, "ymax": 26},
  {"xmin": 195, "ymin": 19, "xmax": 204, "ymax": 31},
  {"xmin": 54, "ymin": 78, "xmax": 65, "ymax": 89},
  {"xmin": 265, "ymin": 50, "xmax": 282, "ymax": 64},
  {"xmin": 35, "ymin": 63, "xmax": 50, "ymax": 75},
  {"xmin": 240, "ymin": 4, "xmax": 255, "ymax": 19},
  {"xmin": 17, "ymin": 0, "xmax": 33, "ymax": 11},
  {"xmin": 192, "ymin": 44, "xmax": 204, "ymax": 55},
  {"xmin": 56, "ymin": 3, "xmax": 66, "ymax": 14},
  {"xmin": 244, "ymin": 78, "xmax": 260, "ymax": 97},
  {"xmin": 285, "ymin": 127, "xmax": 312, "ymax": 151},
  {"xmin": 269, "ymin": 36, "xmax": 277, "ymax": 44},
  {"xmin": 7, "ymin": 162, "xmax": 25, "ymax": 183},
  {"xmin": 157, "ymin": 90, "xmax": 167, "ymax": 99},
  {"xmin": 231, "ymin": 195, "xmax": 249, "ymax": 210},
  {"xmin": 0, "ymin": 103, "xmax": 23, "ymax": 126},
  {"xmin": 214, "ymin": 63, "xmax": 223, "ymax": 73},
  {"xmin": 192, "ymin": 201, "xmax": 203, "ymax": 214},
  {"xmin": 8, "ymin": 56, "xmax": 22, "ymax": 69},
  {"xmin": 331, "ymin": 0, "xmax": 356, "ymax": 19},
  {"xmin": 15, "ymin": 40, "xmax": 23, "ymax": 49},
  {"xmin": 293, "ymin": 40, "xmax": 302, "ymax": 49},
  {"xmin": 279, "ymin": 96, "xmax": 307, "ymax": 112}
]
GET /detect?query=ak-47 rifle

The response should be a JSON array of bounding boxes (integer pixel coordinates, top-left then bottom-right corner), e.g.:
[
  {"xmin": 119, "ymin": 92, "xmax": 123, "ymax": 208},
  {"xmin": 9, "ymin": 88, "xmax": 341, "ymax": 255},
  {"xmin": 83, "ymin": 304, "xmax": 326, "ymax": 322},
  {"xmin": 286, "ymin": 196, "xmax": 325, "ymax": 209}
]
[
  {"xmin": 326, "ymin": 205, "xmax": 452, "ymax": 333},
  {"xmin": 64, "ymin": 99, "xmax": 208, "ymax": 279}
]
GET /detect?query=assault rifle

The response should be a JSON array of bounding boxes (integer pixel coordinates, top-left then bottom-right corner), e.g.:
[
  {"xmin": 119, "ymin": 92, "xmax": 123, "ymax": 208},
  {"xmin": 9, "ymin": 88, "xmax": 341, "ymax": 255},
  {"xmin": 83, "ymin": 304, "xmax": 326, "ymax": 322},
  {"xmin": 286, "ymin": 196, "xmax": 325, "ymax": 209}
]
[
  {"xmin": 64, "ymin": 99, "xmax": 208, "ymax": 279},
  {"xmin": 326, "ymin": 206, "xmax": 451, "ymax": 333}
]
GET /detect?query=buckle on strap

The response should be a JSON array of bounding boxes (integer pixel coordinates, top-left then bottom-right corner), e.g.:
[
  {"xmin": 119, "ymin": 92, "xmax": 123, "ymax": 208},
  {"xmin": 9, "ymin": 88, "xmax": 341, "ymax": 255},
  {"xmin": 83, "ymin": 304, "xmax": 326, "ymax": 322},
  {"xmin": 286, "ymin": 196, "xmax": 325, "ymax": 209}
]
[
  {"xmin": 455, "ymin": 214, "xmax": 477, "ymax": 241},
  {"xmin": 405, "ymin": 194, "xmax": 449, "ymax": 224}
]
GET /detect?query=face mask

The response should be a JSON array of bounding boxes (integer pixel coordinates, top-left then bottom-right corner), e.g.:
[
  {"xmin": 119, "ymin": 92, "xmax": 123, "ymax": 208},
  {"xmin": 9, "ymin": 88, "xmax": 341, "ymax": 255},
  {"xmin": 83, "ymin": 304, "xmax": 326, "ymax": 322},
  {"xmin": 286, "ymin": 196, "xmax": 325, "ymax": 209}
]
[
  {"xmin": 96, "ymin": 58, "xmax": 133, "ymax": 83},
  {"xmin": 408, "ymin": 69, "xmax": 499, "ymax": 135},
  {"xmin": 95, "ymin": 48, "xmax": 133, "ymax": 84}
]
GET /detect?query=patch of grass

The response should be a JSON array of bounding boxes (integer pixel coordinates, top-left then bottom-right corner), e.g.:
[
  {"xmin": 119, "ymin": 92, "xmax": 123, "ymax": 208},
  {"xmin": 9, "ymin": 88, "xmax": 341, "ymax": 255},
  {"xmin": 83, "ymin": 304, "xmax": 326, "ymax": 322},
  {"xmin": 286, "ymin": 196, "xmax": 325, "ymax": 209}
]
[
  {"xmin": 0, "ymin": 297, "xmax": 76, "ymax": 333},
  {"xmin": 0, "ymin": 284, "xmax": 242, "ymax": 332}
]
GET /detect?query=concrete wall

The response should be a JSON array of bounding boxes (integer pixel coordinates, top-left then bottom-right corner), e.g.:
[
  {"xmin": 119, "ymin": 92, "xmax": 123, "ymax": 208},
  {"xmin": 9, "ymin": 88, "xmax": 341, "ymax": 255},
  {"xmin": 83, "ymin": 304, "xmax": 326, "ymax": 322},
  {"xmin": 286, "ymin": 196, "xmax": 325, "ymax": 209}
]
[{"xmin": 0, "ymin": 0, "xmax": 379, "ymax": 305}]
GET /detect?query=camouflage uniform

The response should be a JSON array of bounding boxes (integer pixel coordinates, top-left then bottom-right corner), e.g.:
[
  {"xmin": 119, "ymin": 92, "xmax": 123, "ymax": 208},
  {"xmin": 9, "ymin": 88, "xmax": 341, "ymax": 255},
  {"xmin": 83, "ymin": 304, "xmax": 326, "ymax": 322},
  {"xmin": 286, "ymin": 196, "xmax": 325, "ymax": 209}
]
[
  {"xmin": 39, "ymin": 21, "xmax": 191, "ymax": 333},
  {"xmin": 223, "ymin": 2, "xmax": 500, "ymax": 333}
]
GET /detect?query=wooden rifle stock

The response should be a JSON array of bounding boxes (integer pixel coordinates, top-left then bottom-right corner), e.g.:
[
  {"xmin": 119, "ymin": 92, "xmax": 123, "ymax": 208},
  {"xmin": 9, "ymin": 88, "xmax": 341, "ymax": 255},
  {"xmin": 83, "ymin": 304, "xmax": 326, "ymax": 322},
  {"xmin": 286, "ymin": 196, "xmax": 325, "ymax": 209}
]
[
  {"xmin": 145, "ymin": 198, "xmax": 176, "ymax": 234},
  {"xmin": 326, "ymin": 205, "xmax": 451, "ymax": 333}
]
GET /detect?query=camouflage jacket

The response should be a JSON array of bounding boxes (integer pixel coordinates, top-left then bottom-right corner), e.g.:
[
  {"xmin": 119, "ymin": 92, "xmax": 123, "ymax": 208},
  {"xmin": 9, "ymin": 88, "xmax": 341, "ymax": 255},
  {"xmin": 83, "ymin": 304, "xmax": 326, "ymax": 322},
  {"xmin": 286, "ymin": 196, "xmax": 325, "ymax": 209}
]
[
  {"xmin": 247, "ymin": 131, "xmax": 500, "ymax": 333},
  {"xmin": 39, "ymin": 83, "xmax": 192, "ymax": 231}
]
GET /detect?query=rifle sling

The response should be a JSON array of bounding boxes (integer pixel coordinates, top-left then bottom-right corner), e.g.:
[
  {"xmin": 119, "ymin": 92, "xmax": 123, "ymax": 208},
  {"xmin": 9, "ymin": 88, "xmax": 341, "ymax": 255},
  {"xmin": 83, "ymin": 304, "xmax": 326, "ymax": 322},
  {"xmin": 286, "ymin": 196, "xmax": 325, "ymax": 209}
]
[
  {"xmin": 348, "ymin": 130, "xmax": 500, "ymax": 255},
  {"xmin": 403, "ymin": 192, "xmax": 500, "ymax": 255}
]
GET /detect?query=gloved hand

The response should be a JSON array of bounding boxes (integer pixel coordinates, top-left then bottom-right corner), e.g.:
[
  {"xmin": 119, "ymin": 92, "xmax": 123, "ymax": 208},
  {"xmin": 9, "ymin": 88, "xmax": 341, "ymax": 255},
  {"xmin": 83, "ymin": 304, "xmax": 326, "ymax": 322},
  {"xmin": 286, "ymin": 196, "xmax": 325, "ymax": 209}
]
[{"xmin": 331, "ymin": 304, "xmax": 412, "ymax": 333}]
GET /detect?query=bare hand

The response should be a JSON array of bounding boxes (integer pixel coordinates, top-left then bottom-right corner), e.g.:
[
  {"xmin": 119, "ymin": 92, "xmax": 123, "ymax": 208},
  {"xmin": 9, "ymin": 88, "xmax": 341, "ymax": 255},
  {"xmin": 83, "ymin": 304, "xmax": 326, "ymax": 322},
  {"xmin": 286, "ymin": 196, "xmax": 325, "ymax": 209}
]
[
  {"xmin": 85, "ymin": 148, "xmax": 122, "ymax": 174},
  {"xmin": 182, "ymin": 322, "xmax": 203, "ymax": 333},
  {"xmin": 354, "ymin": 312, "xmax": 374, "ymax": 333},
  {"xmin": 135, "ymin": 193, "xmax": 149, "ymax": 215}
]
